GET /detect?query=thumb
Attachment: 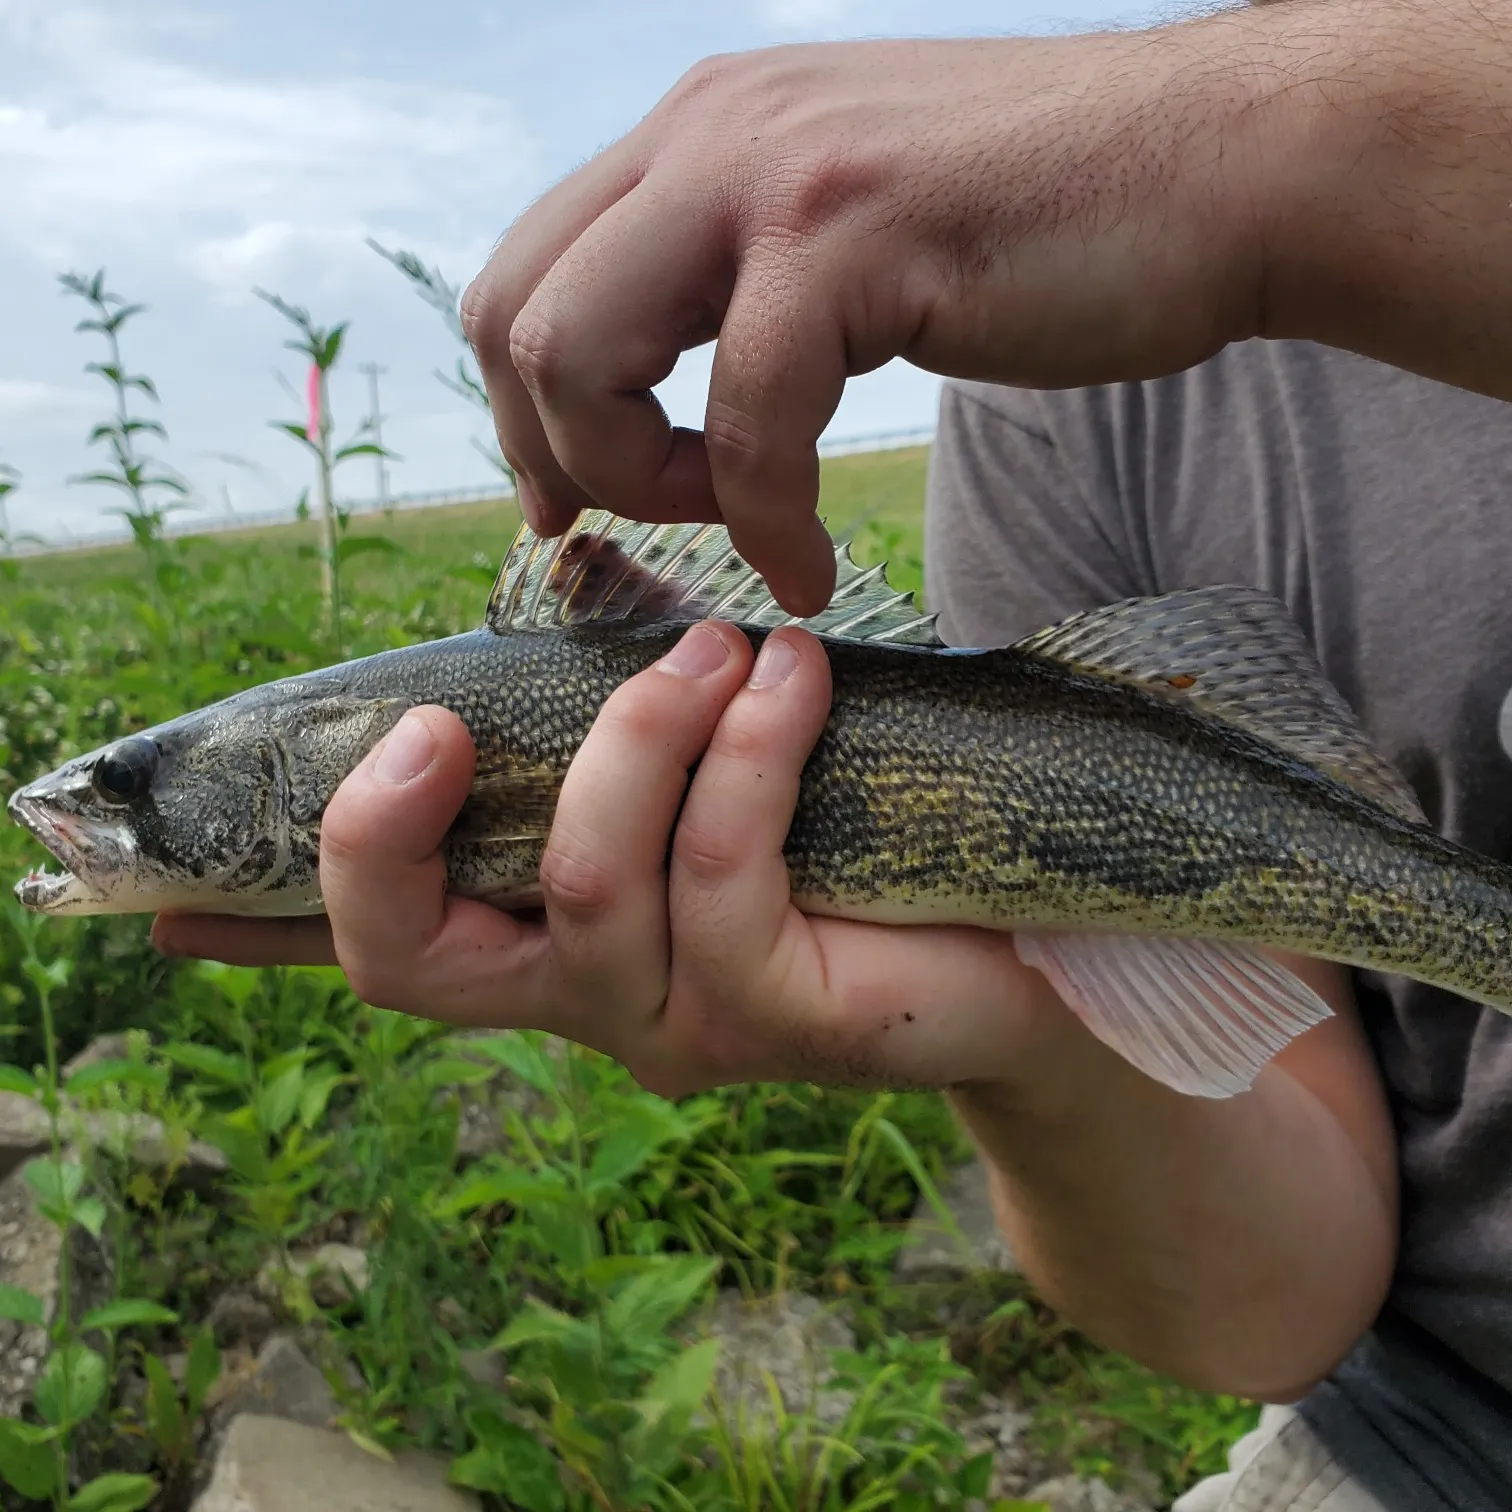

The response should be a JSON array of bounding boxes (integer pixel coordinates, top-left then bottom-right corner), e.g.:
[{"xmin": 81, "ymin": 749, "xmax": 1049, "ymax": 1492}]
[{"xmin": 319, "ymin": 705, "xmax": 477, "ymax": 978}]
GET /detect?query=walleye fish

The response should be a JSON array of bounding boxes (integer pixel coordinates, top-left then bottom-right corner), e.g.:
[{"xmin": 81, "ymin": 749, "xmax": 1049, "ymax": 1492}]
[{"xmin": 10, "ymin": 512, "xmax": 1512, "ymax": 1099}]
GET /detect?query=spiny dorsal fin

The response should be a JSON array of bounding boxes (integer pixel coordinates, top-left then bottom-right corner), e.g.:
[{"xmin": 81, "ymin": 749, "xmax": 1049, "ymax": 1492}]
[
  {"xmin": 484, "ymin": 510, "xmax": 940, "ymax": 646},
  {"xmin": 1013, "ymin": 585, "xmax": 1425, "ymax": 825}
]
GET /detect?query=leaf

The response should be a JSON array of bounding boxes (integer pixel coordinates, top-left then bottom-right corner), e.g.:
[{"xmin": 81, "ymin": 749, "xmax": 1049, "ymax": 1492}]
[
  {"xmin": 157, "ymin": 1042, "xmax": 246, "ymax": 1084},
  {"xmin": 35, "ymin": 1344, "xmax": 107, "ymax": 1428},
  {"xmin": 22, "ymin": 957, "xmax": 70, "ymax": 994},
  {"xmin": 0, "ymin": 1285, "xmax": 44, "ymax": 1326},
  {"xmin": 142, "ymin": 1355, "xmax": 185, "ymax": 1458},
  {"xmin": 644, "ymin": 1336, "xmax": 719, "ymax": 1416},
  {"xmin": 586, "ymin": 1098, "xmax": 692, "ymax": 1192},
  {"xmin": 332, "ymin": 443, "xmax": 392, "ymax": 463},
  {"xmin": 258, "ymin": 1063, "xmax": 305, "ymax": 1135},
  {"xmin": 604, "ymin": 1256, "xmax": 718, "ymax": 1346},
  {"xmin": 531, "ymin": 1198, "xmax": 602, "ymax": 1275},
  {"xmin": 0, "ymin": 1417, "xmax": 57, "ymax": 1499},
  {"xmin": 492, "ymin": 1300, "xmax": 591, "ymax": 1353},
  {"xmin": 418, "ymin": 1056, "xmax": 497, "ymax": 1092},
  {"xmin": 429, "ymin": 1169, "xmax": 567, "ymax": 1221},
  {"xmin": 0, "ymin": 1065, "xmax": 39, "ymax": 1097},
  {"xmin": 451, "ymin": 1411, "xmax": 564, "ymax": 1511},
  {"xmin": 71, "ymin": 1197, "xmax": 107, "ymax": 1238},
  {"xmin": 65, "ymin": 1059, "xmax": 167, "ymax": 1096},
  {"xmin": 956, "ymin": 1451, "xmax": 994, "ymax": 1497},
  {"xmin": 24, "ymin": 1157, "xmax": 83, "ymax": 1208},
  {"xmin": 455, "ymin": 1034, "xmax": 562, "ymax": 1100},
  {"xmin": 297, "ymin": 1068, "xmax": 345, "ymax": 1129},
  {"xmin": 79, "ymin": 1299, "xmax": 178, "ymax": 1333},
  {"xmin": 67, "ymin": 1472, "xmax": 159, "ymax": 1511},
  {"xmin": 183, "ymin": 1328, "xmax": 222, "ymax": 1419},
  {"xmin": 272, "ymin": 421, "xmax": 320, "ymax": 453}
]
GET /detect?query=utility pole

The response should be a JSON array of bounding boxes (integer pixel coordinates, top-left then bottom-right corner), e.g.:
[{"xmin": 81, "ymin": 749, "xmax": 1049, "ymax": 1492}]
[{"xmin": 360, "ymin": 362, "xmax": 391, "ymax": 518}]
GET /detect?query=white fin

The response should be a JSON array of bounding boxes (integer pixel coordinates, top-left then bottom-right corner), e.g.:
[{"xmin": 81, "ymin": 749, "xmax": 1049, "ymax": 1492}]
[
  {"xmin": 1013, "ymin": 586, "xmax": 1424, "ymax": 825},
  {"xmin": 484, "ymin": 510, "xmax": 940, "ymax": 646},
  {"xmin": 1014, "ymin": 930, "xmax": 1334, "ymax": 1098}
]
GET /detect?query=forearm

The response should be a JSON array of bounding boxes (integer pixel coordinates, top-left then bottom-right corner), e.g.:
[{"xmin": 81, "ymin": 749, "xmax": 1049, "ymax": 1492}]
[
  {"xmin": 947, "ymin": 961, "xmax": 1398, "ymax": 1400},
  {"xmin": 1200, "ymin": 0, "xmax": 1512, "ymax": 398}
]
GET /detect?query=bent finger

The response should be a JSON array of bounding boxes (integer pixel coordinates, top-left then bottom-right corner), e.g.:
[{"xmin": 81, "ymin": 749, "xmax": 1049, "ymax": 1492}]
[
  {"xmin": 703, "ymin": 248, "xmax": 853, "ymax": 616},
  {"xmin": 463, "ymin": 148, "xmax": 645, "ymax": 537}
]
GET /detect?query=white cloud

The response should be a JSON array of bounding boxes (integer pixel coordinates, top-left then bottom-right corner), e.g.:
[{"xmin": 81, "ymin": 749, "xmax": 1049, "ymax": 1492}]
[
  {"xmin": 0, "ymin": 379, "xmax": 92, "ymax": 418},
  {"xmin": 0, "ymin": 1, "xmax": 538, "ymax": 281}
]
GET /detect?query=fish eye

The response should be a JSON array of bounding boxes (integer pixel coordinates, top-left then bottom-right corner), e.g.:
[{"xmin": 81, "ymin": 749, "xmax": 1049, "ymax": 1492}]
[{"xmin": 91, "ymin": 737, "xmax": 159, "ymax": 806}]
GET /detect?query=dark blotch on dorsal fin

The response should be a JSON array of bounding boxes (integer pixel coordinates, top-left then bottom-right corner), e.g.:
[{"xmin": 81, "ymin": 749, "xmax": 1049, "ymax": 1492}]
[
  {"xmin": 484, "ymin": 509, "xmax": 941, "ymax": 646},
  {"xmin": 1014, "ymin": 584, "xmax": 1426, "ymax": 825}
]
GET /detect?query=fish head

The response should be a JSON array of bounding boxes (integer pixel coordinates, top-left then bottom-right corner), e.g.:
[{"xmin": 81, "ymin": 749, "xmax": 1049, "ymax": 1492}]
[{"xmin": 8, "ymin": 685, "xmax": 406, "ymax": 917}]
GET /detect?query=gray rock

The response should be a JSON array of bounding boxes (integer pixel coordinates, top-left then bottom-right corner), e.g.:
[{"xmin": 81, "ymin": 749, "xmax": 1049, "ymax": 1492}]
[
  {"xmin": 0, "ymin": 1161, "xmax": 61, "ymax": 1416},
  {"xmin": 952, "ymin": 1392, "xmax": 1036, "ymax": 1500},
  {"xmin": 1025, "ymin": 1473, "xmax": 1159, "ymax": 1512},
  {"xmin": 0, "ymin": 1084, "xmax": 226, "ymax": 1191},
  {"xmin": 213, "ymin": 1333, "xmax": 337, "ymax": 1430},
  {"xmin": 207, "ymin": 1288, "xmax": 277, "ymax": 1350},
  {"xmin": 0, "ymin": 1093, "xmax": 52, "ymax": 1184},
  {"xmin": 192, "ymin": 1413, "xmax": 479, "ymax": 1512},
  {"xmin": 79, "ymin": 1109, "xmax": 228, "ymax": 1186},
  {"xmin": 702, "ymin": 1290, "xmax": 856, "ymax": 1431},
  {"xmin": 259, "ymin": 1243, "xmax": 370, "ymax": 1310},
  {"xmin": 457, "ymin": 1348, "xmax": 509, "ymax": 1394},
  {"xmin": 895, "ymin": 1156, "xmax": 1018, "ymax": 1280}
]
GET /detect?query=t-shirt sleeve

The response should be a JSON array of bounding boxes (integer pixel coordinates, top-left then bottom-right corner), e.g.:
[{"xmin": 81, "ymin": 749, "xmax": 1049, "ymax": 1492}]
[{"xmin": 923, "ymin": 379, "xmax": 1151, "ymax": 649}]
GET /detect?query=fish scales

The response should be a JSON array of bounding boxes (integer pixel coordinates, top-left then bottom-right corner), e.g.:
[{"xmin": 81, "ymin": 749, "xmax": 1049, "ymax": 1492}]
[
  {"xmin": 13, "ymin": 511, "xmax": 1512, "ymax": 1099},
  {"xmin": 294, "ymin": 621, "xmax": 1512, "ymax": 1008}
]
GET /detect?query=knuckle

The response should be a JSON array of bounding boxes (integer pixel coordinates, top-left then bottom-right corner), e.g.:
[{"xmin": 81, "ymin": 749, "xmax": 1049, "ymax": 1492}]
[
  {"xmin": 702, "ymin": 402, "xmax": 764, "ymax": 477},
  {"xmin": 663, "ymin": 51, "xmax": 741, "ymax": 112},
  {"xmin": 340, "ymin": 958, "xmax": 393, "ymax": 1010},
  {"xmin": 458, "ymin": 276, "xmax": 493, "ymax": 348},
  {"xmin": 315, "ymin": 806, "xmax": 370, "ymax": 872},
  {"xmin": 508, "ymin": 308, "xmax": 568, "ymax": 401},
  {"xmin": 539, "ymin": 828, "xmax": 619, "ymax": 918},
  {"xmin": 672, "ymin": 810, "xmax": 746, "ymax": 884}
]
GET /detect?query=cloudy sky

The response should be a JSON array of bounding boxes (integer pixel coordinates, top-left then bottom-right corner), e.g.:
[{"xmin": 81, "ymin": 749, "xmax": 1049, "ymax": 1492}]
[{"xmin": 1, "ymin": 0, "xmax": 1170, "ymax": 544}]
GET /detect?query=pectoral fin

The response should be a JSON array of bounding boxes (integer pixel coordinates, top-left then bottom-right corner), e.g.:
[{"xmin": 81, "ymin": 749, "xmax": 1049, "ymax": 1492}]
[{"xmin": 1015, "ymin": 930, "xmax": 1334, "ymax": 1098}]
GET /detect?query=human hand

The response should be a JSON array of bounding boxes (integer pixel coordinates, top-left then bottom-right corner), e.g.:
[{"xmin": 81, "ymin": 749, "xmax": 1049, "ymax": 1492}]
[
  {"xmin": 152, "ymin": 622, "xmax": 1081, "ymax": 1098},
  {"xmin": 461, "ymin": 33, "xmax": 1272, "ymax": 615}
]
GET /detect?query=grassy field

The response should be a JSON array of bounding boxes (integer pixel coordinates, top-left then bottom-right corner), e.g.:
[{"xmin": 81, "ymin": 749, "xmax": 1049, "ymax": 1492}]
[{"xmin": 0, "ymin": 445, "xmax": 1255, "ymax": 1511}]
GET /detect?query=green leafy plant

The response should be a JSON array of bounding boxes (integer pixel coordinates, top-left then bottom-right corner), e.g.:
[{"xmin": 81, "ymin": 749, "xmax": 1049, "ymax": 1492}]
[
  {"xmin": 59, "ymin": 271, "xmax": 190, "ymax": 555},
  {"xmin": 255, "ymin": 288, "xmax": 397, "ymax": 648},
  {"xmin": 0, "ymin": 913, "xmax": 173, "ymax": 1512}
]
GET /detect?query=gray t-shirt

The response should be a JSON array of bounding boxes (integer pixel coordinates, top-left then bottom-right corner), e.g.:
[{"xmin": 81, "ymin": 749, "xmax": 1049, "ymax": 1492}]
[{"xmin": 924, "ymin": 342, "xmax": 1512, "ymax": 1512}]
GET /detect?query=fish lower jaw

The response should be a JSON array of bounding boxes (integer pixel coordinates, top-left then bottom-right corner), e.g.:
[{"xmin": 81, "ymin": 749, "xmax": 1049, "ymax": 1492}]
[{"xmin": 14, "ymin": 865, "xmax": 101, "ymax": 916}]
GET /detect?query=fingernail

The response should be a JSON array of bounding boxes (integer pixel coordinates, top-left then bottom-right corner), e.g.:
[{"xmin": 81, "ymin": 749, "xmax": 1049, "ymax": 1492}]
[
  {"xmin": 658, "ymin": 625, "xmax": 729, "ymax": 678},
  {"xmin": 748, "ymin": 636, "xmax": 798, "ymax": 689},
  {"xmin": 373, "ymin": 712, "xmax": 436, "ymax": 785}
]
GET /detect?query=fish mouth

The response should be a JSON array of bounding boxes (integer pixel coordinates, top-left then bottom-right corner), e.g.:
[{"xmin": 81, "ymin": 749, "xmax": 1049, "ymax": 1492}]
[{"xmin": 6, "ymin": 790, "xmax": 114, "ymax": 914}]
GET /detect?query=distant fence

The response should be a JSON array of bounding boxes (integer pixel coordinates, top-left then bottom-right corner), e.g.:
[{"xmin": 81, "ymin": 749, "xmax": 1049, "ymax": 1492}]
[{"xmin": 12, "ymin": 425, "xmax": 936, "ymax": 558}]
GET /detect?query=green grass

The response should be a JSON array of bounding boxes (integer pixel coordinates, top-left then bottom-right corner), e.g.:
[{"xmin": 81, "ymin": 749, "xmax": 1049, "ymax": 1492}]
[{"xmin": 0, "ymin": 443, "xmax": 1254, "ymax": 1510}]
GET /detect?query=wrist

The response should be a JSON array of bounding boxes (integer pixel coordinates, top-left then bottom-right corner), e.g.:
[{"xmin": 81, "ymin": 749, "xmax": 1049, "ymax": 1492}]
[{"xmin": 1237, "ymin": 0, "xmax": 1512, "ymax": 384}]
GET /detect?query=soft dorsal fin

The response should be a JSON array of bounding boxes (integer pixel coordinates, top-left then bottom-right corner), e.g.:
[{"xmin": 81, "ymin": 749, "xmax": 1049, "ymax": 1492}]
[
  {"xmin": 1013, "ymin": 585, "xmax": 1425, "ymax": 824},
  {"xmin": 484, "ymin": 510, "xmax": 940, "ymax": 646}
]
